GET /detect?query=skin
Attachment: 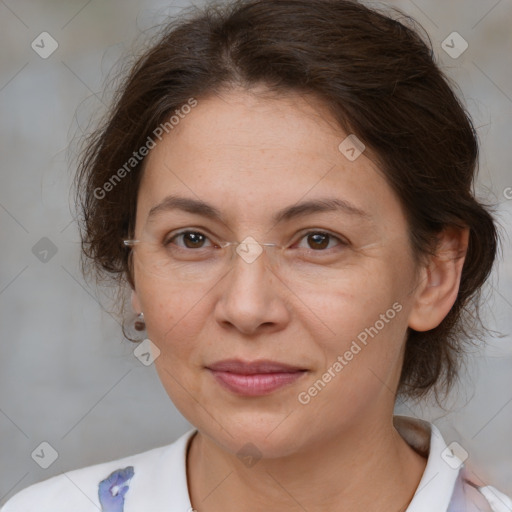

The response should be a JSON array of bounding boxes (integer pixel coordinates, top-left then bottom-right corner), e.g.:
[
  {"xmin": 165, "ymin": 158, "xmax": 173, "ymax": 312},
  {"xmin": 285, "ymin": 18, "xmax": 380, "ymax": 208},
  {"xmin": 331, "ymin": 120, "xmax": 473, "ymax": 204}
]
[{"xmin": 131, "ymin": 86, "xmax": 469, "ymax": 511}]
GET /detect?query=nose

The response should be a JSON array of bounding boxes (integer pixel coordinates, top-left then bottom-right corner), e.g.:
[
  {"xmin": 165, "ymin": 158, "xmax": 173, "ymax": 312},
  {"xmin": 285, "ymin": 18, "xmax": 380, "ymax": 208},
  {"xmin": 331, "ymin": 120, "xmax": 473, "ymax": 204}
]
[{"xmin": 214, "ymin": 245, "xmax": 291, "ymax": 336}]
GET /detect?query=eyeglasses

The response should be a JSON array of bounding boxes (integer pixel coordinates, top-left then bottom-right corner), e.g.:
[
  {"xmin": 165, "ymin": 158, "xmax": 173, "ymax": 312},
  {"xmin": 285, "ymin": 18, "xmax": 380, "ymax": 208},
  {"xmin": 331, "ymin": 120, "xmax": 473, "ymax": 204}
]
[{"xmin": 123, "ymin": 228, "xmax": 366, "ymax": 286}]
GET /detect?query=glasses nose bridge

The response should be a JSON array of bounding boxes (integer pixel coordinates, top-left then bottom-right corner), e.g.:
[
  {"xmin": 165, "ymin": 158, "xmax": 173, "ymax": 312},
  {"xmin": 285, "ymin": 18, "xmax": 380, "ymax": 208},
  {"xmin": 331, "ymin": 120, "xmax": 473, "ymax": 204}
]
[{"xmin": 224, "ymin": 237, "xmax": 280, "ymax": 268}]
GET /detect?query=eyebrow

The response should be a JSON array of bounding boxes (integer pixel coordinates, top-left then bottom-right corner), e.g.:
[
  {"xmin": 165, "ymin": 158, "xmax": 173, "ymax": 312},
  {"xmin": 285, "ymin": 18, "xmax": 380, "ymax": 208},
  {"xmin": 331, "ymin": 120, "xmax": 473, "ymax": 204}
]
[{"xmin": 147, "ymin": 195, "xmax": 371, "ymax": 224}]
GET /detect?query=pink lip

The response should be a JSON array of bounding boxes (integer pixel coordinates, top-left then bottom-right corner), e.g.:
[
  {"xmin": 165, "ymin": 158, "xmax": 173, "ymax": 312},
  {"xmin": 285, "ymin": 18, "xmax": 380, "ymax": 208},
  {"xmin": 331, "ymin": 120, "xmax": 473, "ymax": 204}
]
[{"xmin": 207, "ymin": 359, "xmax": 307, "ymax": 396}]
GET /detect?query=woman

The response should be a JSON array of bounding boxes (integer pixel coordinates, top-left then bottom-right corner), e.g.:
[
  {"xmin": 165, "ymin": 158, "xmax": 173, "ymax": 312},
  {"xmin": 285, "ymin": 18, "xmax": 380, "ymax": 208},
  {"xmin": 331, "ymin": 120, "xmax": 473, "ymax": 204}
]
[{"xmin": 3, "ymin": 0, "xmax": 510, "ymax": 510}]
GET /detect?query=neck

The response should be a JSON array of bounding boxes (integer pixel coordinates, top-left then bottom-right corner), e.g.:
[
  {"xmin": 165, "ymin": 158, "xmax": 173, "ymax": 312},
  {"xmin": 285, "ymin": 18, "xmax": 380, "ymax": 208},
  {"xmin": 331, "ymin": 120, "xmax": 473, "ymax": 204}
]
[{"xmin": 186, "ymin": 416, "xmax": 427, "ymax": 512}]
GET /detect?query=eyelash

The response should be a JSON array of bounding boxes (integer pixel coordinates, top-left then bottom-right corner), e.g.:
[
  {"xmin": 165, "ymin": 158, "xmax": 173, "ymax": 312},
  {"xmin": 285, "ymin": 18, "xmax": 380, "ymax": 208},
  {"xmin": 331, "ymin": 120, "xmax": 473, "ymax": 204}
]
[{"xmin": 163, "ymin": 229, "xmax": 349, "ymax": 252}]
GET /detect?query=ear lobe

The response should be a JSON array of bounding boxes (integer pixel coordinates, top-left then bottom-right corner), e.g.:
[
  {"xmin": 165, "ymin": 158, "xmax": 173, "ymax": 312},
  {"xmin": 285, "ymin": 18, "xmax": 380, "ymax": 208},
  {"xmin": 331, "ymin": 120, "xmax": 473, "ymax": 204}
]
[
  {"xmin": 131, "ymin": 289, "xmax": 142, "ymax": 314},
  {"xmin": 408, "ymin": 226, "xmax": 469, "ymax": 332}
]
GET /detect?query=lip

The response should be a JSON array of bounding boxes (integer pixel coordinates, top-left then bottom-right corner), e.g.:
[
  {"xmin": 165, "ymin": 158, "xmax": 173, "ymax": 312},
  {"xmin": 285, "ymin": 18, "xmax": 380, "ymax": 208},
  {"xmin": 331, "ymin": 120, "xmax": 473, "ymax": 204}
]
[
  {"xmin": 206, "ymin": 359, "xmax": 307, "ymax": 396},
  {"xmin": 207, "ymin": 359, "xmax": 306, "ymax": 374}
]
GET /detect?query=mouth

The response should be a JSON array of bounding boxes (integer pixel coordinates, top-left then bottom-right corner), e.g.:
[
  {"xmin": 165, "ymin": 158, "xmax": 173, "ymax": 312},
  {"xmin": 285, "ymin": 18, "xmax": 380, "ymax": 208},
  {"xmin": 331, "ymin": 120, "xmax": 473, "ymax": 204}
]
[{"xmin": 206, "ymin": 359, "xmax": 308, "ymax": 396}]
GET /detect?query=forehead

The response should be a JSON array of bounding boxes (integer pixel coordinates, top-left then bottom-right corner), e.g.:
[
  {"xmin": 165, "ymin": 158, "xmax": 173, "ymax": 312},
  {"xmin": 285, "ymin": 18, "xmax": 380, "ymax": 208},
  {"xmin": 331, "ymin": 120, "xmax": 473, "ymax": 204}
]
[
  {"xmin": 138, "ymin": 87, "xmax": 407, "ymax": 235},
  {"xmin": 146, "ymin": 87, "xmax": 350, "ymax": 175}
]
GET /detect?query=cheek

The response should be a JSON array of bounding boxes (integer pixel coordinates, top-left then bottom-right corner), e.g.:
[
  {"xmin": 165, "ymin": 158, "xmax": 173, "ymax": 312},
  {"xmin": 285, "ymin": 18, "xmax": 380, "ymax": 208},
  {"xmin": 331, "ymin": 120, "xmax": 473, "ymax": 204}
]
[
  {"xmin": 305, "ymin": 260, "xmax": 399, "ymax": 331},
  {"xmin": 304, "ymin": 257, "xmax": 411, "ymax": 377},
  {"xmin": 140, "ymin": 279, "xmax": 212, "ymax": 413},
  {"xmin": 135, "ymin": 273, "xmax": 210, "ymax": 356},
  {"xmin": 295, "ymin": 280, "xmax": 408, "ymax": 430}
]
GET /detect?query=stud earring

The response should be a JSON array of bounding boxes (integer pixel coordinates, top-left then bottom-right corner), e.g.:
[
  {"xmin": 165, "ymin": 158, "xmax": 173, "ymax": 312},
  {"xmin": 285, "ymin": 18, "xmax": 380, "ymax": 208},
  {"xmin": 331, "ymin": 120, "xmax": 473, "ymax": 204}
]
[{"xmin": 134, "ymin": 312, "xmax": 145, "ymax": 331}]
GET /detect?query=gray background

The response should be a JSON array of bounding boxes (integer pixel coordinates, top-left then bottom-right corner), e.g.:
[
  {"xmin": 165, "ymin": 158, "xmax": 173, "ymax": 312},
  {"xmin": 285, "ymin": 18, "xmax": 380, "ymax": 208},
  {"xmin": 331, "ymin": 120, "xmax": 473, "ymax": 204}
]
[{"xmin": 0, "ymin": 0, "xmax": 511, "ymax": 505}]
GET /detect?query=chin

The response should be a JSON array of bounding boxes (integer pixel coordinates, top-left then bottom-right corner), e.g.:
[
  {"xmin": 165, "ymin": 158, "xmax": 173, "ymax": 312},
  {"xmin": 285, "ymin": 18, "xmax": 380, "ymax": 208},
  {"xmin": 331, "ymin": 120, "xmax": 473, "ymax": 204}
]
[{"xmin": 194, "ymin": 410, "xmax": 310, "ymax": 460}]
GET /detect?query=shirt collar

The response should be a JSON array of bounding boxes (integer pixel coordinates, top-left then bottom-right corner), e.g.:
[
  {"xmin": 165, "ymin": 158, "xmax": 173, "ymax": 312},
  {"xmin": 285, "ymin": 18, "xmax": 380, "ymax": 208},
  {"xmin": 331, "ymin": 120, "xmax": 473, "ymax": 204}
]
[
  {"xmin": 169, "ymin": 416, "xmax": 461, "ymax": 512},
  {"xmin": 394, "ymin": 415, "xmax": 462, "ymax": 512}
]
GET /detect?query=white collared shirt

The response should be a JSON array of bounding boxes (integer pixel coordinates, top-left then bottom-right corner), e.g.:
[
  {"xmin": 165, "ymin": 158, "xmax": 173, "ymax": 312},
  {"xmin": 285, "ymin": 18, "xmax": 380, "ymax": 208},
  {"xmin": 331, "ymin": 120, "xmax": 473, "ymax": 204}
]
[
  {"xmin": 393, "ymin": 416, "xmax": 511, "ymax": 512},
  {"xmin": 2, "ymin": 416, "xmax": 510, "ymax": 512}
]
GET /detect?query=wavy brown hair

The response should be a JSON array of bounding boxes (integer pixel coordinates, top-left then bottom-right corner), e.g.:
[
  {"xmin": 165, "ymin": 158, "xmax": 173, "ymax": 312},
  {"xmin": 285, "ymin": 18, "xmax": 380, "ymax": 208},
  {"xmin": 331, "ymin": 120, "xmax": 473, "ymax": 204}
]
[{"xmin": 75, "ymin": 0, "xmax": 499, "ymax": 400}]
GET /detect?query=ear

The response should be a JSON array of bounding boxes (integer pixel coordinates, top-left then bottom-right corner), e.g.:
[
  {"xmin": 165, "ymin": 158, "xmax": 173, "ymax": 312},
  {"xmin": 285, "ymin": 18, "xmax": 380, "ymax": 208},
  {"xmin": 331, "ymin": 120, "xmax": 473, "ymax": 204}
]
[
  {"xmin": 408, "ymin": 226, "xmax": 469, "ymax": 332},
  {"xmin": 131, "ymin": 289, "xmax": 142, "ymax": 314}
]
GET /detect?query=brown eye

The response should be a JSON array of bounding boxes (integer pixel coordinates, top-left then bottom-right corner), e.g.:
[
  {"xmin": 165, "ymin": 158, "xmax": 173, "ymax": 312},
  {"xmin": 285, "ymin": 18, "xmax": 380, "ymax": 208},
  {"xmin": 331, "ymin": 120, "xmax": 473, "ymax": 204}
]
[
  {"xmin": 293, "ymin": 231, "xmax": 348, "ymax": 256},
  {"xmin": 168, "ymin": 231, "xmax": 212, "ymax": 249},
  {"xmin": 306, "ymin": 233, "xmax": 330, "ymax": 250}
]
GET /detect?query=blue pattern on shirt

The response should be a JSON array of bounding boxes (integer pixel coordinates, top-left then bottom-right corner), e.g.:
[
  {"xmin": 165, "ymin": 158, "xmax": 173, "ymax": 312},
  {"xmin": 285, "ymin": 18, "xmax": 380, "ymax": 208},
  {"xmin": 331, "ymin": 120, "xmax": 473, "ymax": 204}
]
[{"xmin": 98, "ymin": 466, "xmax": 134, "ymax": 512}]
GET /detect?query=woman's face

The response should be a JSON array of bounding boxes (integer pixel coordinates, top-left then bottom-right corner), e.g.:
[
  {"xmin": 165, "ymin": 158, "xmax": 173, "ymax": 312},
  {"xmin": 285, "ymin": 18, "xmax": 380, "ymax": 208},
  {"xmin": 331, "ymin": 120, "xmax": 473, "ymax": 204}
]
[{"xmin": 131, "ymin": 87, "xmax": 425, "ymax": 457}]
